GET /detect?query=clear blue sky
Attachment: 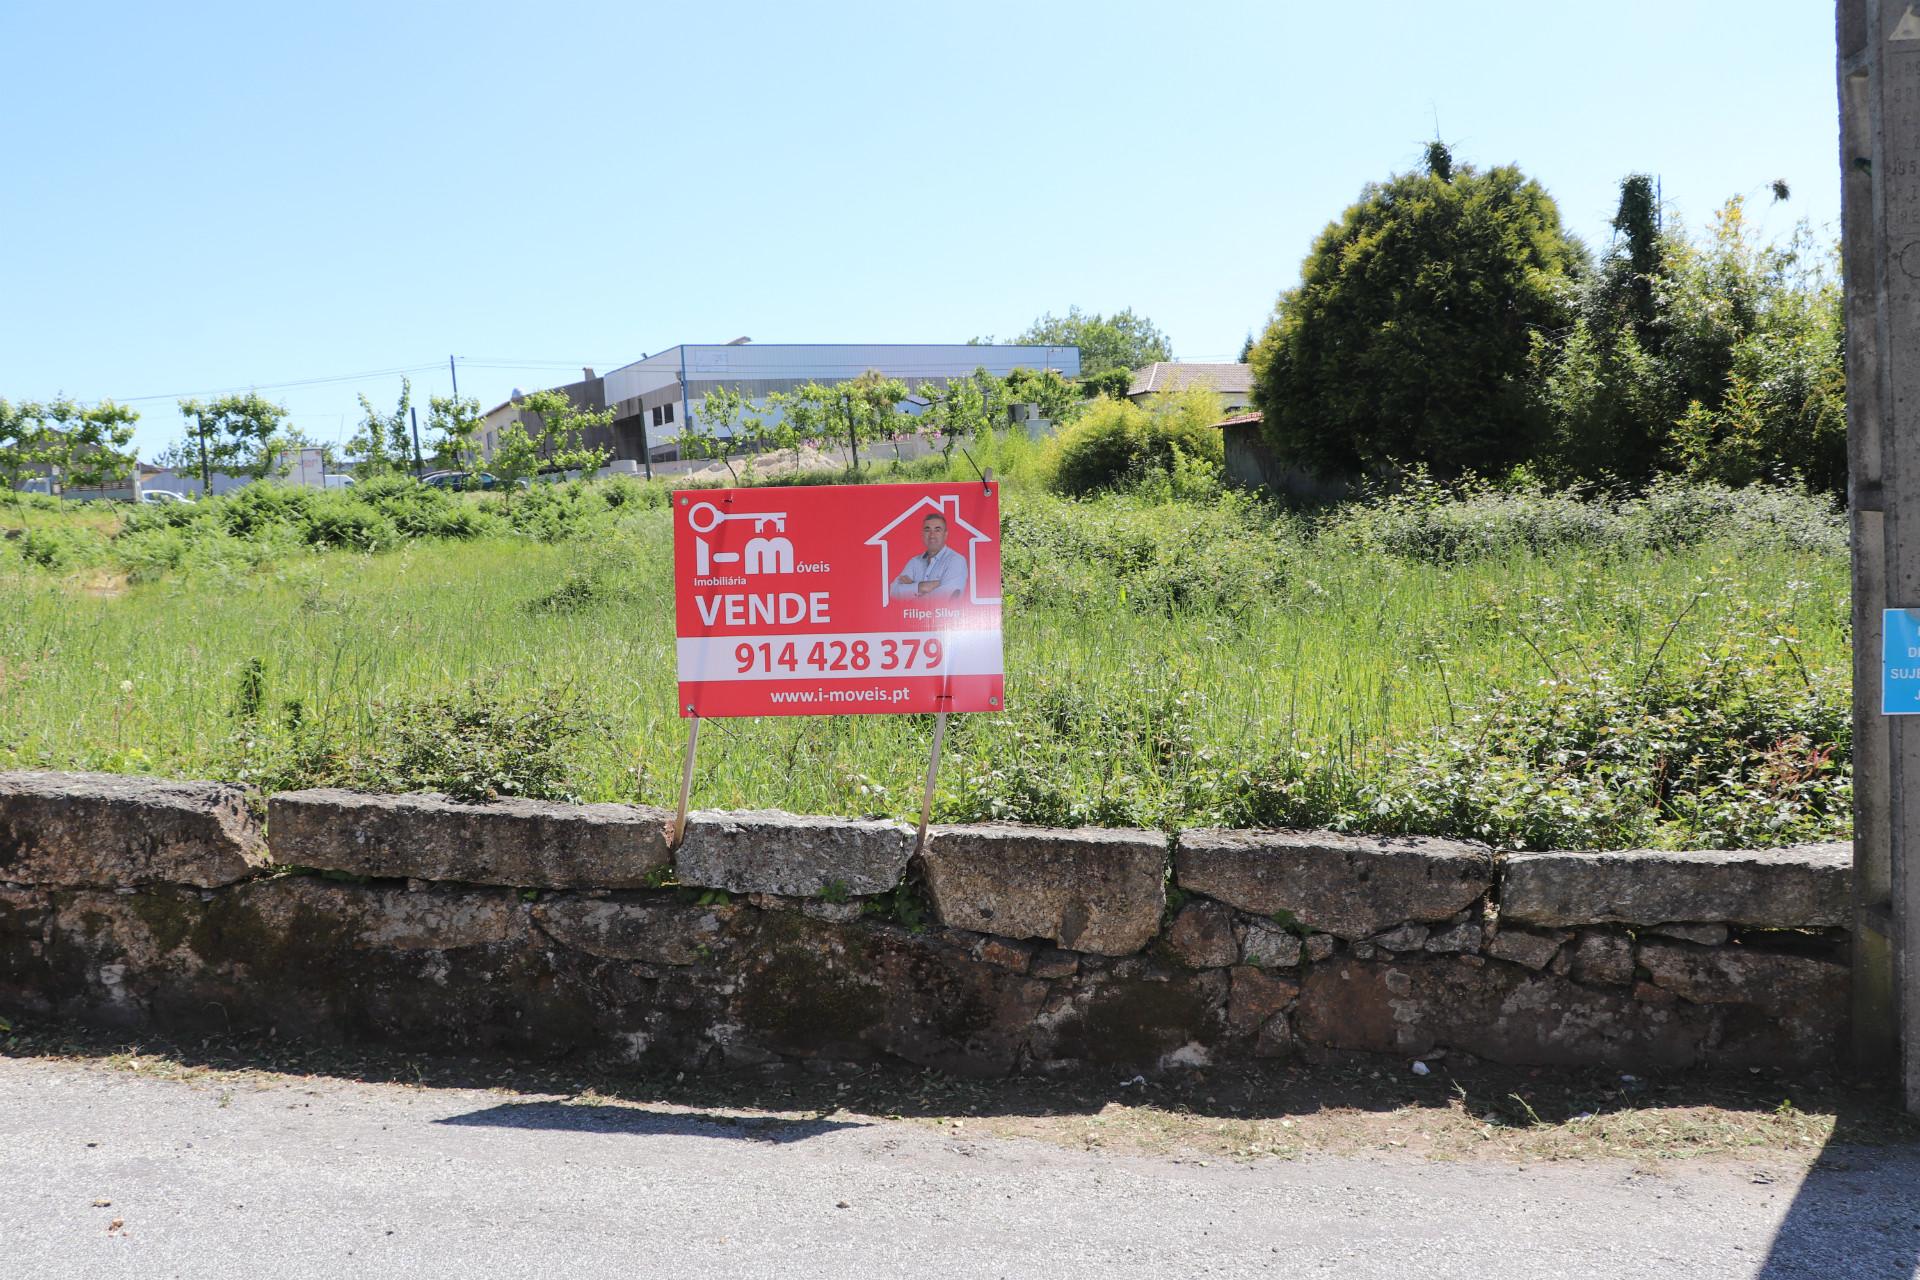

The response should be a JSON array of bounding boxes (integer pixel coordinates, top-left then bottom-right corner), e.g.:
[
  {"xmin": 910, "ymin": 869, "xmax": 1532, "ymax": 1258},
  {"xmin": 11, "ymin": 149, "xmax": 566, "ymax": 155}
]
[{"xmin": 2, "ymin": 1, "xmax": 1842, "ymax": 459}]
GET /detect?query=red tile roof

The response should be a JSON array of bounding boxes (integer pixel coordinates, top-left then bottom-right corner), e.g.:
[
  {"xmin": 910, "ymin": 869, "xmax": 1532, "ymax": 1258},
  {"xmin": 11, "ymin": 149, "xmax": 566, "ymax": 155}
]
[{"xmin": 1212, "ymin": 411, "xmax": 1263, "ymax": 429}]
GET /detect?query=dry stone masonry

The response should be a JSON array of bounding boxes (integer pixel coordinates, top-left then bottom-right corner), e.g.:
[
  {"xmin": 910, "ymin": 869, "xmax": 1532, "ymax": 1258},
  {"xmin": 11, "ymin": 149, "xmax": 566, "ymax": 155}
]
[
  {"xmin": 0, "ymin": 771, "xmax": 266, "ymax": 889},
  {"xmin": 0, "ymin": 770, "xmax": 1856, "ymax": 1076},
  {"xmin": 269, "ymin": 788, "xmax": 673, "ymax": 888}
]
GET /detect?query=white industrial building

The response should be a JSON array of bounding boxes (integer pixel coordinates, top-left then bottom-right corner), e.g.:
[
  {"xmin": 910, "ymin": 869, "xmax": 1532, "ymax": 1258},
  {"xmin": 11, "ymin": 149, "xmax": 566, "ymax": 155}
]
[{"xmin": 477, "ymin": 341, "xmax": 1081, "ymax": 464}]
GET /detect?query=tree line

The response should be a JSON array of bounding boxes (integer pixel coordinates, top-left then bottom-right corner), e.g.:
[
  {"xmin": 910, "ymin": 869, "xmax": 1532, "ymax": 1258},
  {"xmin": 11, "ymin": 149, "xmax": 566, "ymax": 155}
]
[
  {"xmin": 679, "ymin": 366, "xmax": 1083, "ymax": 480},
  {"xmin": 1250, "ymin": 145, "xmax": 1844, "ymax": 493},
  {"xmin": 1, "ymin": 304, "xmax": 1164, "ymax": 499}
]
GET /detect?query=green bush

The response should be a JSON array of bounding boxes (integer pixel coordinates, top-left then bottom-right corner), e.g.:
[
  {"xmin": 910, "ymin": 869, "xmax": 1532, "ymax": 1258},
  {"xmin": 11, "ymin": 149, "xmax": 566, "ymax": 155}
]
[
  {"xmin": 523, "ymin": 566, "xmax": 626, "ymax": 614},
  {"xmin": 351, "ymin": 684, "xmax": 592, "ymax": 802},
  {"xmin": 1323, "ymin": 473, "xmax": 1844, "ymax": 563},
  {"xmin": 1202, "ymin": 658, "xmax": 1849, "ymax": 851},
  {"xmin": 1000, "ymin": 486, "xmax": 1291, "ymax": 616},
  {"xmin": 1250, "ymin": 146, "xmax": 1582, "ymax": 477},
  {"xmin": 302, "ymin": 501, "xmax": 397, "ymax": 552},
  {"xmin": 15, "ymin": 527, "xmax": 76, "ymax": 569},
  {"xmin": 349, "ymin": 476, "xmax": 497, "ymax": 540},
  {"xmin": 1627, "ymin": 476, "xmax": 1844, "ymax": 555},
  {"xmin": 216, "ymin": 483, "xmax": 316, "ymax": 537},
  {"xmin": 220, "ymin": 683, "xmax": 595, "ymax": 803},
  {"xmin": 1044, "ymin": 388, "xmax": 1224, "ymax": 496}
]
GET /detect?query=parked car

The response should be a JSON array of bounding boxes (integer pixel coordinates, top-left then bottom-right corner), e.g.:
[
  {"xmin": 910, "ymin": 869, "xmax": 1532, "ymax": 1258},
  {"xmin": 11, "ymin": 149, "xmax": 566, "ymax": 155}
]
[
  {"xmin": 323, "ymin": 474, "xmax": 355, "ymax": 489},
  {"xmin": 421, "ymin": 470, "xmax": 502, "ymax": 491},
  {"xmin": 139, "ymin": 490, "xmax": 193, "ymax": 505}
]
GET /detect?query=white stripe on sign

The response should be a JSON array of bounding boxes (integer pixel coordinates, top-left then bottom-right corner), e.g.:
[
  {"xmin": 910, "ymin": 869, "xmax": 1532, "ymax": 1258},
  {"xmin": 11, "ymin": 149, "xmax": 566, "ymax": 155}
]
[{"xmin": 677, "ymin": 630, "xmax": 1003, "ymax": 683}]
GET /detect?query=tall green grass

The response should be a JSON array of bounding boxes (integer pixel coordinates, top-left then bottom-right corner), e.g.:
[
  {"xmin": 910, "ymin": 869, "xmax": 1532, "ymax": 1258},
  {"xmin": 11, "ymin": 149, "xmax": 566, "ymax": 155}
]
[{"xmin": 0, "ymin": 472, "xmax": 1852, "ymax": 848}]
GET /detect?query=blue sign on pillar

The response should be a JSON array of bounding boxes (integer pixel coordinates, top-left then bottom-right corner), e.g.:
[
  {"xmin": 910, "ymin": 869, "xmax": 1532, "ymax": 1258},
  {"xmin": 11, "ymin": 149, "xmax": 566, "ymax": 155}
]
[{"xmin": 1887, "ymin": 609, "xmax": 1920, "ymax": 715}]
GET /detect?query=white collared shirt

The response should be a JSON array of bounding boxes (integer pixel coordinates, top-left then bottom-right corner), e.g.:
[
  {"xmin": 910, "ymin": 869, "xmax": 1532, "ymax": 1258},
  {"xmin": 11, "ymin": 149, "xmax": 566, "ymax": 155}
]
[{"xmin": 891, "ymin": 544, "xmax": 967, "ymax": 600}]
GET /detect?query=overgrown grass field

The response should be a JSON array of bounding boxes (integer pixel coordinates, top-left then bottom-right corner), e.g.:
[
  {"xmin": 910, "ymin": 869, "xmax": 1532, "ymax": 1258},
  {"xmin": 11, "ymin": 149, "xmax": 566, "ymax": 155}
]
[{"xmin": 0, "ymin": 457, "xmax": 1853, "ymax": 850}]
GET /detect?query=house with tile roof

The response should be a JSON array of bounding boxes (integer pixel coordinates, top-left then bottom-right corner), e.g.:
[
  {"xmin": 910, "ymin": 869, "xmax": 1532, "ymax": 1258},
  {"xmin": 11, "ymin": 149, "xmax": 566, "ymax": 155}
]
[{"xmin": 1125, "ymin": 362, "xmax": 1254, "ymax": 414}]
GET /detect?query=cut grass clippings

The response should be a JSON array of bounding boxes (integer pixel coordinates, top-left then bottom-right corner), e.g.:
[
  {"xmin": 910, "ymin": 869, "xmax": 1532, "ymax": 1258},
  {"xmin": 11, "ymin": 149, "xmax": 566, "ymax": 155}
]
[{"xmin": 3, "ymin": 1021, "xmax": 1910, "ymax": 1170}]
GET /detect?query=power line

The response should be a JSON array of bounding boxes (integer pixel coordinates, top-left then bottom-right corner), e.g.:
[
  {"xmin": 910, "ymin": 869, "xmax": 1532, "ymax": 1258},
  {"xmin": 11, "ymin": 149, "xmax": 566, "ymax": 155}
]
[
  {"xmin": 104, "ymin": 351, "xmax": 1114, "ymax": 408},
  {"xmin": 106, "ymin": 357, "xmax": 618, "ymax": 405},
  {"xmin": 110, "ymin": 362, "xmax": 444, "ymax": 404}
]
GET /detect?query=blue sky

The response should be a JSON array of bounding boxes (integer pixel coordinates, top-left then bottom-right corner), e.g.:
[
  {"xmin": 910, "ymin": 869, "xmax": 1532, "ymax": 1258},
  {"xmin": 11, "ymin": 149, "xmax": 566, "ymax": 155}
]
[{"xmin": 3, "ymin": 1, "xmax": 1842, "ymax": 459}]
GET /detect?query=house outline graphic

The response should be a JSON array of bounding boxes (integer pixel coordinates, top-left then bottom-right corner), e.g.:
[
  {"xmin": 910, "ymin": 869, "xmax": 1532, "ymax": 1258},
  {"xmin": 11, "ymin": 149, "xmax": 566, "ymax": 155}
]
[{"xmin": 864, "ymin": 495, "xmax": 1000, "ymax": 608}]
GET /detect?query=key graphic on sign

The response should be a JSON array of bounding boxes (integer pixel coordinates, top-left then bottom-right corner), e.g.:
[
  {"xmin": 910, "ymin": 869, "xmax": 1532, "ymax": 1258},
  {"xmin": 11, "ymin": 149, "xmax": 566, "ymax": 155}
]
[{"xmin": 688, "ymin": 500, "xmax": 793, "ymax": 575}]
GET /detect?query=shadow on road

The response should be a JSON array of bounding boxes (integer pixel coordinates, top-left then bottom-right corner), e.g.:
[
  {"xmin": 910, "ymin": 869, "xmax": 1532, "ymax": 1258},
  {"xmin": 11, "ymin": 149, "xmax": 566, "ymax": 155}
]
[
  {"xmin": 3, "ymin": 1018, "xmax": 1916, "ymax": 1168},
  {"xmin": 436, "ymin": 1100, "xmax": 865, "ymax": 1143},
  {"xmin": 1752, "ymin": 1127, "xmax": 1920, "ymax": 1279}
]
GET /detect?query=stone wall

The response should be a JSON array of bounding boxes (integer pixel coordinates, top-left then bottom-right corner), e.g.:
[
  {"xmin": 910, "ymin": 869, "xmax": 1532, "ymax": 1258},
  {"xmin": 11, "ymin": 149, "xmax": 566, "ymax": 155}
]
[{"xmin": 0, "ymin": 770, "xmax": 1854, "ymax": 1075}]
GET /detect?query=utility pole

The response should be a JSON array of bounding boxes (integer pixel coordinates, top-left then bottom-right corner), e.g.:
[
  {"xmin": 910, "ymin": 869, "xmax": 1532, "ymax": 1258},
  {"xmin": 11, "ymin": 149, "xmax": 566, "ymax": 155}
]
[
  {"xmin": 410, "ymin": 405, "xmax": 424, "ymax": 477},
  {"xmin": 844, "ymin": 389, "xmax": 858, "ymax": 472},
  {"xmin": 449, "ymin": 355, "xmax": 459, "ymax": 404},
  {"xmin": 195, "ymin": 408, "xmax": 212, "ymax": 497},
  {"xmin": 1838, "ymin": 0, "xmax": 1920, "ymax": 1112}
]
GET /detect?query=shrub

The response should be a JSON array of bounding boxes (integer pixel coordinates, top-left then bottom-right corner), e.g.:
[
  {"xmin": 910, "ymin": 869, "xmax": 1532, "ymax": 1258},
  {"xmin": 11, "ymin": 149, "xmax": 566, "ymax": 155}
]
[
  {"xmin": 216, "ymin": 483, "xmax": 316, "ymax": 537},
  {"xmin": 501, "ymin": 482, "xmax": 581, "ymax": 541},
  {"xmin": 598, "ymin": 474, "xmax": 645, "ymax": 508},
  {"xmin": 349, "ymin": 478, "xmax": 495, "ymax": 541},
  {"xmin": 1626, "ymin": 476, "xmax": 1844, "ymax": 556},
  {"xmin": 302, "ymin": 502, "xmax": 397, "ymax": 552},
  {"xmin": 1000, "ymin": 487, "xmax": 1291, "ymax": 616},
  {"xmin": 1323, "ymin": 472, "xmax": 1624, "ymax": 562},
  {"xmin": 1250, "ymin": 146, "xmax": 1582, "ymax": 477},
  {"xmin": 1182, "ymin": 657, "xmax": 1849, "ymax": 851},
  {"xmin": 14, "ymin": 527, "xmax": 75, "ymax": 569},
  {"xmin": 524, "ymin": 567, "xmax": 621, "ymax": 614},
  {"xmin": 352, "ymin": 684, "xmax": 592, "ymax": 802},
  {"xmin": 218, "ymin": 683, "xmax": 595, "ymax": 803},
  {"xmin": 1044, "ymin": 388, "xmax": 1224, "ymax": 496},
  {"xmin": 1323, "ymin": 474, "xmax": 1845, "ymax": 563}
]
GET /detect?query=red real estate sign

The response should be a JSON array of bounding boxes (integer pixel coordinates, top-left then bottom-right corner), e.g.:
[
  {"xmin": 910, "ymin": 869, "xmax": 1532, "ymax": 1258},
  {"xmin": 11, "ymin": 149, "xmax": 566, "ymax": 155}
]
[{"xmin": 673, "ymin": 482, "xmax": 1005, "ymax": 717}]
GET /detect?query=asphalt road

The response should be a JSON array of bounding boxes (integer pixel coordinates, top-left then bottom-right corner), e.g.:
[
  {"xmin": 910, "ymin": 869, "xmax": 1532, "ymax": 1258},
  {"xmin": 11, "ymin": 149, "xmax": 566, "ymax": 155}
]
[{"xmin": 1, "ymin": 1056, "xmax": 1916, "ymax": 1280}]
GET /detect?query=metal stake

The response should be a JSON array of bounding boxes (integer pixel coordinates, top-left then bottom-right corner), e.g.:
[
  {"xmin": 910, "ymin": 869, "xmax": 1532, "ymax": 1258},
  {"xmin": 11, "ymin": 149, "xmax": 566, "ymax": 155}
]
[
  {"xmin": 673, "ymin": 715, "xmax": 701, "ymax": 846},
  {"xmin": 916, "ymin": 710, "xmax": 948, "ymax": 854}
]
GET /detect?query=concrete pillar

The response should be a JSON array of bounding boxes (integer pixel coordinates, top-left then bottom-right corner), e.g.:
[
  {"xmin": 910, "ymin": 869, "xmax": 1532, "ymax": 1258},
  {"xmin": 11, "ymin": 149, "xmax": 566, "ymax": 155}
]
[{"xmin": 1839, "ymin": 0, "xmax": 1920, "ymax": 1111}]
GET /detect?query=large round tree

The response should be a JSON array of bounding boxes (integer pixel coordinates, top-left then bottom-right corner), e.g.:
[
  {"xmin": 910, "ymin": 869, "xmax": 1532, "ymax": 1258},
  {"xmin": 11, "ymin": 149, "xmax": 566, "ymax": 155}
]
[{"xmin": 1250, "ymin": 145, "xmax": 1584, "ymax": 477}]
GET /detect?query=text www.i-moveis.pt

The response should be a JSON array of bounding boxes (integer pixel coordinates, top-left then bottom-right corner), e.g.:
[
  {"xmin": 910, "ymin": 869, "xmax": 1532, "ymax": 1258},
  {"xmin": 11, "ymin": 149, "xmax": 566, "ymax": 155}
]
[{"xmin": 768, "ymin": 687, "xmax": 912, "ymax": 705}]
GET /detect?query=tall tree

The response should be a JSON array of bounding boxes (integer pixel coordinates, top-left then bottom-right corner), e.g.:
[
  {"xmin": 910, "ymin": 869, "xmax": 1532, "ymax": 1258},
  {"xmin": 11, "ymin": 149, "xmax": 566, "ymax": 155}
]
[
  {"xmin": 682, "ymin": 386, "xmax": 764, "ymax": 482},
  {"xmin": 1250, "ymin": 145, "xmax": 1585, "ymax": 476},
  {"xmin": 426, "ymin": 394, "xmax": 484, "ymax": 470},
  {"xmin": 347, "ymin": 379, "xmax": 415, "ymax": 477},
  {"xmin": 60, "ymin": 400, "xmax": 140, "ymax": 491},
  {"xmin": 1003, "ymin": 367, "xmax": 1078, "ymax": 426},
  {"xmin": 169, "ymin": 392, "xmax": 291, "ymax": 493},
  {"xmin": 0, "ymin": 398, "xmax": 56, "ymax": 495},
  {"xmin": 489, "ymin": 388, "xmax": 614, "ymax": 500},
  {"xmin": 1659, "ymin": 201, "xmax": 1846, "ymax": 492},
  {"xmin": 980, "ymin": 307, "xmax": 1173, "ymax": 377},
  {"xmin": 1529, "ymin": 173, "xmax": 1679, "ymax": 481},
  {"xmin": 1607, "ymin": 173, "xmax": 1663, "ymax": 342},
  {"xmin": 761, "ymin": 383, "xmax": 826, "ymax": 470},
  {"xmin": 846, "ymin": 369, "xmax": 910, "ymax": 465},
  {"xmin": 0, "ymin": 397, "xmax": 138, "ymax": 495}
]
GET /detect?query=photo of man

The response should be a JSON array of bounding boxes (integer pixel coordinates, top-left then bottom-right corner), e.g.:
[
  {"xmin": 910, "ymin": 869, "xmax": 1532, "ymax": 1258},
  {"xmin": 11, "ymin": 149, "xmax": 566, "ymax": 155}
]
[{"xmin": 889, "ymin": 511, "xmax": 967, "ymax": 603}]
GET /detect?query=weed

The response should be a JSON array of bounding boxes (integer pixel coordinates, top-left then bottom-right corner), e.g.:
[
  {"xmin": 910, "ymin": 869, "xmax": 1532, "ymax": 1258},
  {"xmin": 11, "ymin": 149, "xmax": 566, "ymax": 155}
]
[
  {"xmin": 0, "ymin": 471, "xmax": 1854, "ymax": 849},
  {"xmin": 863, "ymin": 882, "xmax": 931, "ymax": 932},
  {"xmin": 232, "ymin": 657, "xmax": 266, "ymax": 724}
]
